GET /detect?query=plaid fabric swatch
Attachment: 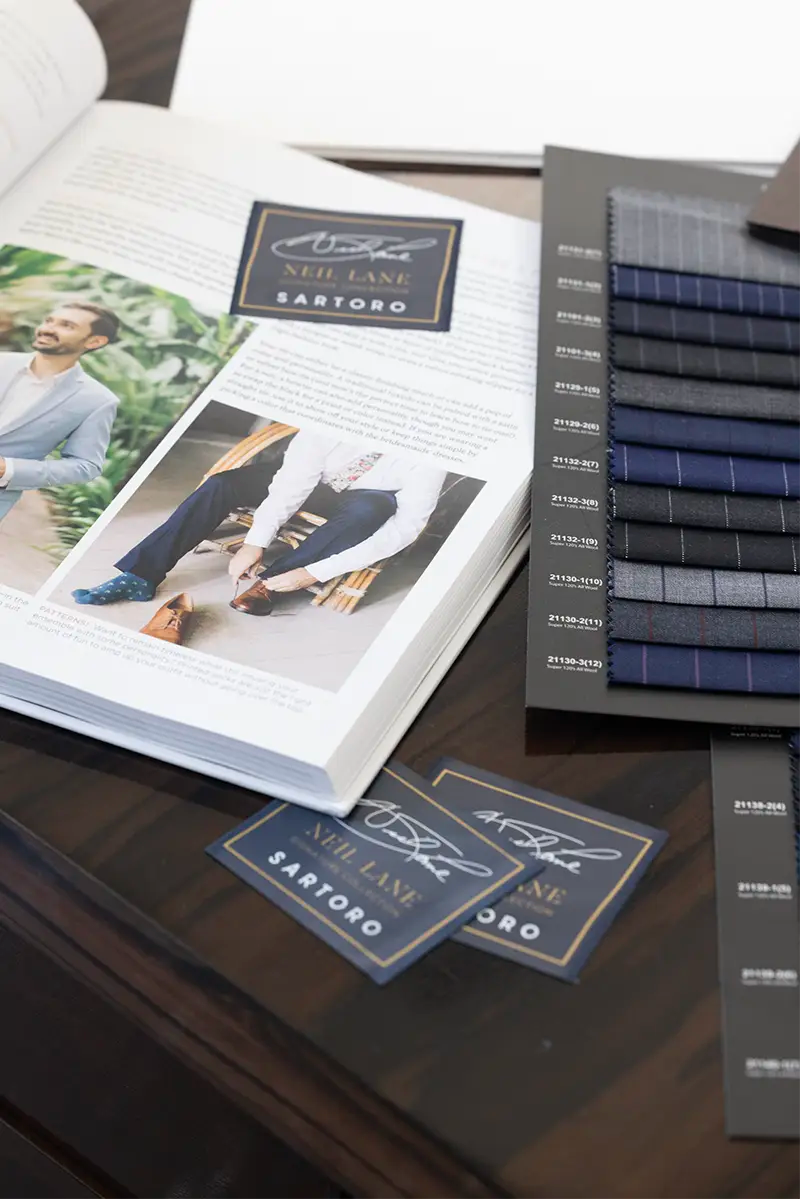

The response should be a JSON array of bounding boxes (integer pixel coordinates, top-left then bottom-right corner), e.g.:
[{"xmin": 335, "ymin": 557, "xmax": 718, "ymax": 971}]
[
  {"xmin": 612, "ymin": 443, "xmax": 800, "ymax": 497},
  {"xmin": 613, "ymin": 300, "xmax": 799, "ymax": 354},
  {"xmin": 608, "ymin": 641, "xmax": 800, "ymax": 695},
  {"xmin": 611, "ymin": 559, "xmax": 800, "ymax": 608},
  {"xmin": 610, "ymin": 189, "xmax": 800, "ymax": 286},
  {"xmin": 611, "ymin": 265, "xmax": 800, "ymax": 320},
  {"xmin": 613, "ymin": 335, "xmax": 800, "ymax": 388},
  {"xmin": 612, "ymin": 483, "xmax": 800, "ymax": 535},
  {"xmin": 614, "ymin": 406, "xmax": 800, "ymax": 460},
  {"xmin": 610, "ymin": 600, "xmax": 800, "ymax": 651},
  {"xmin": 613, "ymin": 520, "xmax": 800, "ymax": 572},
  {"xmin": 613, "ymin": 370, "xmax": 800, "ymax": 423}
]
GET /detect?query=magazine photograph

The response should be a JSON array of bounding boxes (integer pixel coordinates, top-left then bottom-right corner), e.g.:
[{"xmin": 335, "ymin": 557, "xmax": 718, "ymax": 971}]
[
  {"xmin": 0, "ymin": 244, "xmax": 251, "ymax": 594},
  {"xmin": 53, "ymin": 400, "xmax": 485, "ymax": 690}
]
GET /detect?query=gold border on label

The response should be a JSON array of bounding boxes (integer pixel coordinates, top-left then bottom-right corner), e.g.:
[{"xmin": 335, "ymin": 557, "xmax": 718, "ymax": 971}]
[
  {"xmin": 237, "ymin": 208, "xmax": 458, "ymax": 324},
  {"xmin": 431, "ymin": 769, "xmax": 656, "ymax": 967},
  {"xmin": 220, "ymin": 768, "xmax": 528, "ymax": 968}
]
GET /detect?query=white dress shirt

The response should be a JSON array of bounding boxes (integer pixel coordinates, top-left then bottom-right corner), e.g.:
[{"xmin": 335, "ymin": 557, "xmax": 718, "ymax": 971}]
[
  {"xmin": 0, "ymin": 357, "xmax": 78, "ymax": 486},
  {"xmin": 244, "ymin": 429, "xmax": 447, "ymax": 582}
]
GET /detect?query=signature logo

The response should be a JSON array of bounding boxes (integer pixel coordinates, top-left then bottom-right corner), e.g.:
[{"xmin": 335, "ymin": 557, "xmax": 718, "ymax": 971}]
[
  {"xmin": 473, "ymin": 811, "xmax": 623, "ymax": 875},
  {"xmin": 334, "ymin": 798, "xmax": 495, "ymax": 883},
  {"xmin": 270, "ymin": 231, "xmax": 439, "ymax": 263}
]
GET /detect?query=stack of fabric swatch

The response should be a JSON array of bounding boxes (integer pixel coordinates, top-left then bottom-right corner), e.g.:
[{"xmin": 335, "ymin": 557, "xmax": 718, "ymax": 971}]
[{"xmin": 606, "ymin": 188, "xmax": 800, "ymax": 695}]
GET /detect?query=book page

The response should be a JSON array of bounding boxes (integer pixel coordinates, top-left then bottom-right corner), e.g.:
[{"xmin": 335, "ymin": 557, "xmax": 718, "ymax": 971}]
[
  {"xmin": 0, "ymin": 99, "xmax": 538, "ymax": 776},
  {"xmin": 0, "ymin": 0, "xmax": 106, "ymax": 197}
]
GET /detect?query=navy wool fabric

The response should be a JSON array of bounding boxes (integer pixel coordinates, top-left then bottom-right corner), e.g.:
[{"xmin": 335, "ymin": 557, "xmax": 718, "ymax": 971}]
[
  {"xmin": 608, "ymin": 641, "xmax": 800, "ymax": 695},
  {"xmin": 612, "ymin": 520, "xmax": 800, "ymax": 573},
  {"xmin": 612, "ymin": 443, "xmax": 800, "ymax": 498},
  {"xmin": 613, "ymin": 300, "xmax": 799, "ymax": 354},
  {"xmin": 611, "ymin": 266, "xmax": 800, "ymax": 320},
  {"xmin": 613, "ymin": 371, "xmax": 800, "ymax": 423},
  {"xmin": 612, "ymin": 484, "xmax": 800, "ymax": 535},
  {"xmin": 613, "ymin": 406, "xmax": 800, "ymax": 460},
  {"xmin": 611, "ymin": 559, "xmax": 800, "ymax": 608},
  {"xmin": 610, "ymin": 600, "xmax": 800, "ymax": 651},
  {"xmin": 609, "ymin": 189, "xmax": 800, "ymax": 287},
  {"xmin": 613, "ymin": 335, "xmax": 800, "ymax": 388}
]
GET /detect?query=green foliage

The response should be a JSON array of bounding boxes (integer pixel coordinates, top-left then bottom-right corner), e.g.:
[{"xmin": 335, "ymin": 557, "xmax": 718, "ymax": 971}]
[{"xmin": 0, "ymin": 245, "xmax": 252, "ymax": 554}]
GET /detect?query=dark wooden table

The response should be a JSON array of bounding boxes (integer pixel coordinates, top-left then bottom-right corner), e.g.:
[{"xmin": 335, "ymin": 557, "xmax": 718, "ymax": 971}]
[{"xmin": 1, "ymin": 3, "xmax": 798, "ymax": 1196}]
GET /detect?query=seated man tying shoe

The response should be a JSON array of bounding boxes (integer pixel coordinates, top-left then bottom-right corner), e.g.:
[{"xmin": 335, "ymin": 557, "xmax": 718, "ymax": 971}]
[{"xmin": 72, "ymin": 428, "xmax": 447, "ymax": 615}]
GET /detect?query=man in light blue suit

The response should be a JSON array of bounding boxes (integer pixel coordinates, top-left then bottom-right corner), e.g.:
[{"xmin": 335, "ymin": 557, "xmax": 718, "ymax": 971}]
[{"xmin": 0, "ymin": 300, "xmax": 120, "ymax": 523}]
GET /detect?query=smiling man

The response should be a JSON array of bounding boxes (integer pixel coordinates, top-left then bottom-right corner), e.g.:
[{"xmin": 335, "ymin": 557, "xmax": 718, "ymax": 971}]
[{"xmin": 0, "ymin": 301, "xmax": 120, "ymax": 522}]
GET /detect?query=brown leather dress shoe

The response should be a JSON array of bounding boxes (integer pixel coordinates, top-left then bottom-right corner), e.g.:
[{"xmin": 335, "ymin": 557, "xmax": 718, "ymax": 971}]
[
  {"xmin": 139, "ymin": 593, "xmax": 194, "ymax": 644},
  {"xmin": 229, "ymin": 578, "xmax": 273, "ymax": 616}
]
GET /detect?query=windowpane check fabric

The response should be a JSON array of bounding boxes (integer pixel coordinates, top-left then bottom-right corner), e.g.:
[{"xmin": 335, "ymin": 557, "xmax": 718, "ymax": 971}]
[
  {"xmin": 610, "ymin": 600, "xmax": 800, "ymax": 651},
  {"xmin": 613, "ymin": 371, "xmax": 800, "ymax": 423},
  {"xmin": 613, "ymin": 520, "xmax": 800, "ymax": 572},
  {"xmin": 613, "ymin": 406, "xmax": 800, "ymax": 460},
  {"xmin": 608, "ymin": 641, "xmax": 800, "ymax": 695},
  {"xmin": 611, "ymin": 559, "xmax": 800, "ymax": 608},
  {"xmin": 611, "ymin": 266, "xmax": 800, "ymax": 320},
  {"xmin": 612, "ymin": 443, "xmax": 800, "ymax": 497},
  {"xmin": 609, "ymin": 189, "xmax": 800, "ymax": 287},
  {"xmin": 612, "ymin": 483, "xmax": 800, "ymax": 534},
  {"xmin": 613, "ymin": 335, "xmax": 800, "ymax": 388},
  {"xmin": 613, "ymin": 300, "xmax": 799, "ymax": 354}
]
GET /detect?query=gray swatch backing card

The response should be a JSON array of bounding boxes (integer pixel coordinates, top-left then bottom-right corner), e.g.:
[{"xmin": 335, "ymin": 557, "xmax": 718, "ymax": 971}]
[
  {"xmin": 206, "ymin": 761, "xmax": 536, "ymax": 983},
  {"xmin": 231, "ymin": 200, "xmax": 462, "ymax": 330},
  {"xmin": 428, "ymin": 759, "xmax": 667, "ymax": 981}
]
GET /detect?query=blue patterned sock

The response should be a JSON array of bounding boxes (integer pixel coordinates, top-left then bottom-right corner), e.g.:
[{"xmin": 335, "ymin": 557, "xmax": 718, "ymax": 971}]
[{"xmin": 72, "ymin": 572, "xmax": 156, "ymax": 605}]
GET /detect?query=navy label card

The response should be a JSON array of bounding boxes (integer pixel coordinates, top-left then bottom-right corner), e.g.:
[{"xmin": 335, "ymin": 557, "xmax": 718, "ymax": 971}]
[
  {"xmin": 428, "ymin": 759, "xmax": 668, "ymax": 981},
  {"xmin": 206, "ymin": 762, "xmax": 533, "ymax": 983},
  {"xmin": 231, "ymin": 201, "xmax": 462, "ymax": 330}
]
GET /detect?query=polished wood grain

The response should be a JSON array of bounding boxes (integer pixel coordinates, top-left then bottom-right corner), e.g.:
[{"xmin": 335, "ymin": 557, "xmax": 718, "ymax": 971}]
[{"xmin": 0, "ymin": 3, "xmax": 796, "ymax": 1196}]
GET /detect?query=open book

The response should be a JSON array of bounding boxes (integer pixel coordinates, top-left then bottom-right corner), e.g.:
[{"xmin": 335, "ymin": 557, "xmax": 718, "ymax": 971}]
[{"xmin": 0, "ymin": 0, "xmax": 539, "ymax": 815}]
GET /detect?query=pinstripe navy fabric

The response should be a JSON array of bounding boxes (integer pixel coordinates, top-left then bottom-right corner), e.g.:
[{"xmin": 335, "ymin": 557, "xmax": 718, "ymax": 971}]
[
  {"xmin": 613, "ymin": 371, "xmax": 800, "ymax": 422},
  {"xmin": 610, "ymin": 189, "xmax": 800, "ymax": 286},
  {"xmin": 612, "ymin": 484, "xmax": 800, "ymax": 534},
  {"xmin": 613, "ymin": 406, "xmax": 800, "ymax": 460},
  {"xmin": 608, "ymin": 641, "xmax": 800, "ymax": 695},
  {"xmin": 612, "ymin": 443, "xmax": 800, "ymax": 497},
  {"xmin": 613, "ymin": 520, "xmax": 800, "ymax": 572},
  {"xmin": 613, "ymin": 301, "xmax": 799, "ymax": 353},
  {"xmin": 613, "ymin": 335, "xmax": 800, "ymax": 387},
  {"xmin": 610, "ymin": 600, "xmax": 800, "ymax": 651},
  {"xmin": 611, "ymin": 266, "xmax": 800, "ymax": 319},
  {"xmin": 611, "ymin": 559, "xmax": 800, "ymax": 608}
]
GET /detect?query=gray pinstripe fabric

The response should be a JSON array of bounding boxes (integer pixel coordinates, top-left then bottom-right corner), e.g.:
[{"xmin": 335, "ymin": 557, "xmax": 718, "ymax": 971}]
[
  {"xmin": 612, "ymin": 484, "xmax": 800, "ymax": 534},
  {"xmin": 613, "ymin": 336, "xmax": 800, "ymax": 388},
  {"xmin": 613, "ymin": 300, "xmax": 800, "ymax": 353},
  {"xmin": 610, "ymin": 600, "xmax": 800, "ymax": 650},
  {"xmin": 610, "ymin": 189, "xmax": 800, "ymax": 286},
  {"xmin": 614, "ymin": 371, "xmax": 800, "ymax": 422},
  {"xmin": 611, "ymin": 559, "xmax": 800, "ymax": 607}
]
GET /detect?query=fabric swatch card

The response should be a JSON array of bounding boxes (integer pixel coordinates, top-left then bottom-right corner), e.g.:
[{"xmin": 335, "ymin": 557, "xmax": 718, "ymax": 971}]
[
  {"xmin": 207, "ymin": 762, "xmax": 535, "ymax": 983},
  {"xmin": 428, "ymin": 759, "xmax": 667, "ymax": 981}
]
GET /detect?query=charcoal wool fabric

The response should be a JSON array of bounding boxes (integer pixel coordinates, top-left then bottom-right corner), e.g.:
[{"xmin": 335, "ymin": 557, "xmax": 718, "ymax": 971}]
[
  {"xmin": 610, "ymin": 600, "xmax": 800, "ymax": 651},
  {"xmin": 608, "ymin": 641, "xmax": 800, "ymax": 695},
  {"xmin": 612, "ymin": 484, "xmax": 800, "ymax": 535},
  {"xmin": 611, "ymin": 559, "xmax": 800, "ymax": 608},
  {"xmin": 613, "ymin": 300, "xmax": 799, "ymax": 354},
  {"xmin": 609, "ymin": 189, "xmax": 800, "ymax": 287},
  {"xmin": 611, "ymin": 265, "xmax": 800, "ymax": 320},
  {"xmin": 612, "ymin": 443, "xmax": 800, "ymax": 497},
  {"xmin": 613, "ymin": 335, "xmax": 800, "ymax": 388},
  {"xmin": 613, "ymin": 406, "xmax": 800, "ymax": 460},
  {"xmin": 613, "ymin": 371, "xmax": 800, "ymax": 423},
  {"xmin": 613, "ymin": 520, "xmax": 800, "ymax": 572}
]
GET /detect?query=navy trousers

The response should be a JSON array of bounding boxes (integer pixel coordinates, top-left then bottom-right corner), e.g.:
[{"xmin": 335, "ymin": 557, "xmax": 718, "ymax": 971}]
[{"xmin": 116, "ymin": 466, "xmax": 398, "ymax": 585}]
